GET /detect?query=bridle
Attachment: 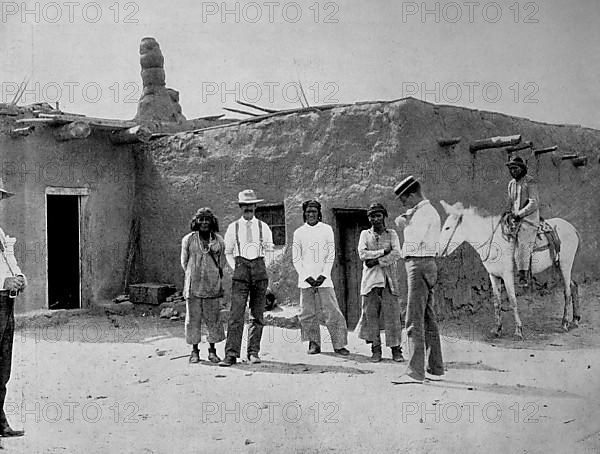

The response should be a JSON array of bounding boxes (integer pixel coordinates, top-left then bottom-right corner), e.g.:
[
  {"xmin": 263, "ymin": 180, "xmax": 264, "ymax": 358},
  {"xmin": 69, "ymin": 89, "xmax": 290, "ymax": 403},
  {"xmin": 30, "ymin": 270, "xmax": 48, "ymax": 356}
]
[
  {"xmin": 475, "ymin": 217, "xmax": 503, "ymax": 262},
  {"xmin": 440, "ymin": 214, "xmax": 502, "ymax": 262},
  {"xmin": 440, "ymin": 214, "xmax": 462, "ymax": 257}
]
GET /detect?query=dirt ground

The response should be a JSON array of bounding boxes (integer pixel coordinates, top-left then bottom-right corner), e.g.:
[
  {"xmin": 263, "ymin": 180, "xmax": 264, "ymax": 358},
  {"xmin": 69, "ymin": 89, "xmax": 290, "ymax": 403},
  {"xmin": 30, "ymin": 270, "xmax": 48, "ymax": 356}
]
[{"xmin": 2, "ymin": 282, "xmax": 600, "ymax": 453}]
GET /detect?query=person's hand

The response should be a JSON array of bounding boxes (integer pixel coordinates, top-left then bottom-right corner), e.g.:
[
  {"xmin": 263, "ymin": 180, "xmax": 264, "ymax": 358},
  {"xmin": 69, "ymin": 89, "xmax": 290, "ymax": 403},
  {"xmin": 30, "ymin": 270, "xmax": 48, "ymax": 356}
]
[
  {"xmin": 394, "ymin": 215, "xmax": 407, "ymax": 229},
  {"xmin": 3, "ymin": 277, "xmax": 21, "ymax": 292},
  {"xmin": 314, "ymin": 275, "xmax": 326, "ymax": 287},
  {"xmin": 15, "ymin": 275, "xmax": 26, "ymax": 290},
  {"xmin": 365, "ymin": 258, "xmax": 379, "ymax": 268},
  {"xmin": 305, "ymin": 277, "xmax": 318, "ymax": 287},
  {"xmin": 383, "ymin": 245, "xmax": 392, "ymax": 255}
]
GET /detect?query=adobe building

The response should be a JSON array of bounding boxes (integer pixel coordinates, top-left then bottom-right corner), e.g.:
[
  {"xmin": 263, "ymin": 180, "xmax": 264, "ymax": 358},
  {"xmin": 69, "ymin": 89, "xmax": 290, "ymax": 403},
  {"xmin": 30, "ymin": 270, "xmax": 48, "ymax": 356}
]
[
  {"xmin": 136, "ymin": 97, "xmax": 600, "ymax": 327},
  {"xmin": 0, "ymin": 106, "xmax": 136, "ymax": 312},
  {"xmin": 0, "ymin": 37, "xmax": 231, "ymax": 313},
  {"xmin": 2, "ymin": 38, "xmax": 600, "ymax": 327}
]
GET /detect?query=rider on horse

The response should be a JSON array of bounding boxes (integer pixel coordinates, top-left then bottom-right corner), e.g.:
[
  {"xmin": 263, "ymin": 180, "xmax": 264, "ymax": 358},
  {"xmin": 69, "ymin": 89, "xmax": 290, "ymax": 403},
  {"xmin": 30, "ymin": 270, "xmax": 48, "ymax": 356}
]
[{"xmin": 506, "ymin": 156, "xmax": 540, "ymax": 288}]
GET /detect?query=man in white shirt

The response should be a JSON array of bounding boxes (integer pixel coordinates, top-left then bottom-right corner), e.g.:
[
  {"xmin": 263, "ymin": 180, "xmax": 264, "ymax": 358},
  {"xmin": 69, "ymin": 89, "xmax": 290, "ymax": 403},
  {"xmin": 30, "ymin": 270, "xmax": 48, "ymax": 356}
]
[
  {"xmin": 392, "ymin": 176, "xmax": 444, "ymax": 384},
  {"xmin": 0, "ymin": 180, "xmax": 26, "ymax": 437},
  {"xmin": 220, "ymin": 190, "xmax": 274, "ymax": 366},
  {"xmin": 292, "ymin": 200, "xmax": 349, "ymax": 356}
]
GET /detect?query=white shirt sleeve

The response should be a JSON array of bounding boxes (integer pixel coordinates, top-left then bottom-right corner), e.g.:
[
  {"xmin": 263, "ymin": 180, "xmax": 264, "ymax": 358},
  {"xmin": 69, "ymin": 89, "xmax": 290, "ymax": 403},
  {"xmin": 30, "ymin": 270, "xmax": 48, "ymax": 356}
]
[
  {"xmin": 321, "ymin": 225, "xmax": 336, "ymax": 279},
  {"xmin": 292, "ymin": 228, "xmax": 308, "ymax": 282},
  {"xmin": 223, "ymin": 222, "xmax": 236, "ymax": 270},
  {"xmin": 261, "ymin": 221, "xmax": 275, "ymax": 267}
]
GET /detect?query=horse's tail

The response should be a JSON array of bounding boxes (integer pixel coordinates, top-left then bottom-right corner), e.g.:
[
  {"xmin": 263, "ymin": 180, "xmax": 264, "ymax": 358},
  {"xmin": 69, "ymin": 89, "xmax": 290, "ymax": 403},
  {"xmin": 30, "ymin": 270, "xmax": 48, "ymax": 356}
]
[
  {"xmin": 566, "ymin": 224, "xmax": 581, "ymax": 285},
  {"xmin": 574, "ymin": 226, "xmax": 582, "ymax": 251}
]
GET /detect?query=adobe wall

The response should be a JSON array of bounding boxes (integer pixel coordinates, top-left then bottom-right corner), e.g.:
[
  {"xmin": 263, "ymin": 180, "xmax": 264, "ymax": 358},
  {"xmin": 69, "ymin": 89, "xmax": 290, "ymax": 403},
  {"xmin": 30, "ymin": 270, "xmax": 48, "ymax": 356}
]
[
  {"xmin": 0, "ymin": 122, "xmax": 136, "ymax": 313},
  {"xmin": 135, "ymin": 98, "xmax": 600, "ymax": 316}
]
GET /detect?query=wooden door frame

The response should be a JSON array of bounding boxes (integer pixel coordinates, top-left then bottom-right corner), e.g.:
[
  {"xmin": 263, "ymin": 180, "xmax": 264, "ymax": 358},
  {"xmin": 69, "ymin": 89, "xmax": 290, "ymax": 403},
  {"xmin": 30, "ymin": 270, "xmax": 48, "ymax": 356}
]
[
  {"xmin": 45, "ymin": 187, "xmax": 89, "ymax": 309},
  {"xmin": 331, "ymin": 208, "xmax": 369, "ymax": 328}
]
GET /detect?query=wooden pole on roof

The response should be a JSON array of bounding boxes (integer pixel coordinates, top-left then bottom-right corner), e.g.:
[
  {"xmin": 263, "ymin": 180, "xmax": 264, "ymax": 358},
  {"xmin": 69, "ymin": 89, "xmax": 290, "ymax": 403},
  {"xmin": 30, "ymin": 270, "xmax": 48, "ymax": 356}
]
[
  {"xmin": 469, "ymin": 134, "xmax": 521, "ymax": 153},
  {"xmin": 236, "ymin": 100, "xmax": 278, "ymax": 114},
  {"xmin": 437, "ymin": 137, "xmax": 461, "ymax": 147},
  {"xmin": 110, "ymin": 125, "xmax": 152, "ymax": 144},
  {"xmin": 533, "ymin": 146, "xmax": 558, "ymax": 156},
  {"xmin": 9, "ymin": 125, "xmax": 35, "ymax": 137},
  {"xmin": 53, "ymin": 121, "xmax": 92, "ymax": 141},
  {"xmin": 298, "ymin": 80, "xmax": 310, "ymax": 107},
  {"xmin": 505, "ymin": 141, "xmax": 533, "ymax": 152},
  {"xmin": 11, "ymin": 77, "xmax": 29, "ymax": 105},
  {"xmin": 223, "ymin": 107, "xmax": 259, "ymax": 116}
]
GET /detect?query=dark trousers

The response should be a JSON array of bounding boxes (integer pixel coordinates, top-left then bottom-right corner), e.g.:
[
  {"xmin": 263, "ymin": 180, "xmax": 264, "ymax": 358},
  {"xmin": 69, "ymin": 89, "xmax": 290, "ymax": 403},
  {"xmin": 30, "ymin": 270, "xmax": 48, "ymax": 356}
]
[
  {"xmin": 405, "ymin": 258, "xmax": 444, "ymax": 380},
  {"xmin": 225, "ymin": 257, "xmax": 268, "ymax": 358},
  {"xmin": 0, "ymin": 295, "xmax": 14, "ymax": 427}
]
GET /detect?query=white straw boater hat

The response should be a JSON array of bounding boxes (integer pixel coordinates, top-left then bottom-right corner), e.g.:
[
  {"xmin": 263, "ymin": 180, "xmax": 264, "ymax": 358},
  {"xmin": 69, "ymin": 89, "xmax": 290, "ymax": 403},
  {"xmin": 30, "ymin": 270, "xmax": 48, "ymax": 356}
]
[
  {"xmin": 0, "ymin": 178, "xmax": 15, "ymax": 200},
  {"xmin": 237, "ymin": 189, "xmax": 264, "ymax": 205},
  {"xmin": 394, "ymin": 175, "xmax": 419, "ymax": 199}
]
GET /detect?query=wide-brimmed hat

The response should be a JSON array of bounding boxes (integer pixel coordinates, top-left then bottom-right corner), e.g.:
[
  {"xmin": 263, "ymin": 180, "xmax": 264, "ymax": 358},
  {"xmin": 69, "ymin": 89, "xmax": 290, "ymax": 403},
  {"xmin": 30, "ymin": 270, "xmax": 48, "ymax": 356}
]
[
  {"xmin": 394, "ymin": 175, "xmax": 419, "ymax": 199},
  {"xmin": 0, "ymin": 178, "xmax": 15, "ymax": 200},
  {"xmin": 237, "ymin": 189, "xmax": 264, "ymax": 205},
  {"xmin": 506, "ymin": 156, "xmax": 527, "ymax": 171}
]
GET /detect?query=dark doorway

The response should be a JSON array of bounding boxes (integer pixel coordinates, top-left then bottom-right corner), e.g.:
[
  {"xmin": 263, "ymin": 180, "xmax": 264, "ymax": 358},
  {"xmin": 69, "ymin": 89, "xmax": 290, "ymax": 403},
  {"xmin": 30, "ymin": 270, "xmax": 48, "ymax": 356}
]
[
  {"xmin": 47, "ymin": 194, "xmax": 80, "ymax": 309},
  {"xmin": 332, "ymin": 209, "xmax": 370, "ymax": 330}
]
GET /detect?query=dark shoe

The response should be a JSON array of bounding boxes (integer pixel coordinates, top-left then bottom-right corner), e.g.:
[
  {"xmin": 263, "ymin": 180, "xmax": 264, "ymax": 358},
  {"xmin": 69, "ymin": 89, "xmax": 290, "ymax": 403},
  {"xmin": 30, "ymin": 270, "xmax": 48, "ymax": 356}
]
[
  {"xmin": 189, "ymin": 350, "xmax": 200, "ymax": 364},
  {"xmin": 218, "ymin": 356, "xmax": 237, "ymax": 367},
  {"xmin": 370, "ymin": 345, "xmax": 382, "ymax": 362},
  {"xmin": 391, "ymin": 346, "xmax": 404, "ymax": 362},
  {"xmin": 307, "ymin": 342, "xmax": 321, "ymax": 355},
  {"xmin": 248, "ymin": 354, "xmax": 262, "ymax": 364},
  {"xmin": 208, "ymin": 349, "xmax": 221, "ymax": 363},
  {"xmin": 518, "ymin": 270, "xmax": 529, "ymax": 288},
  {"xmin": 0, "ymin": 425, "xmax": 25, "ymax": 437},
  {"xmin": 334, "ymin": 347, "xmax": 350, "ymax": 356}
]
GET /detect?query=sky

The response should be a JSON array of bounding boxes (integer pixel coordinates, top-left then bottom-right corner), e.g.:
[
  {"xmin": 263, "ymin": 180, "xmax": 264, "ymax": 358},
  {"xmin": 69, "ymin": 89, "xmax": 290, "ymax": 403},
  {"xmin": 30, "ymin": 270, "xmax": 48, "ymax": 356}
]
[{"xmin": 1, "ymin": 0, "xmax": 599, "ymax": 128}]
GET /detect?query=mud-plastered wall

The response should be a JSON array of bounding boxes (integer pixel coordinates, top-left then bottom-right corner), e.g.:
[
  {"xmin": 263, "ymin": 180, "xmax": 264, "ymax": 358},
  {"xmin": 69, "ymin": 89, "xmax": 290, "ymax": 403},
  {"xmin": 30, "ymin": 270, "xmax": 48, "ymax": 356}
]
[
  {"xmin": 135, "ymin": 98, "xmax": 600, "ymax": 316},
  {"xmin": 0, "ymin": 123, "xmax": 136, "ymax": 313}
]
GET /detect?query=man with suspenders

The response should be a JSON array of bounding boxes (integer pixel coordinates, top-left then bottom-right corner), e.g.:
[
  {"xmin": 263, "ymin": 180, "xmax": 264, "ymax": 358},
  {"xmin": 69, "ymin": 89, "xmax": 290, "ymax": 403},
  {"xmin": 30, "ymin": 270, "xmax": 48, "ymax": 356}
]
[
  {"xmin": 0, "ymin": 179, "xmax": 26, "ymax": 437},
  {"xmin": 220, "ymin": 190, "xmax": 274, "ymax": 366}
]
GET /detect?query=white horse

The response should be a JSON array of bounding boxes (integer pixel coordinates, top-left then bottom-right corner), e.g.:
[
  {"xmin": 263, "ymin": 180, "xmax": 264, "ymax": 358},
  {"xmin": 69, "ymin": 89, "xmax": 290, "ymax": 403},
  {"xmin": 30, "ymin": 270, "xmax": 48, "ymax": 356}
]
[{"xmin": 438, "ymin": 201, "xmax": 580, "ymax": 339}]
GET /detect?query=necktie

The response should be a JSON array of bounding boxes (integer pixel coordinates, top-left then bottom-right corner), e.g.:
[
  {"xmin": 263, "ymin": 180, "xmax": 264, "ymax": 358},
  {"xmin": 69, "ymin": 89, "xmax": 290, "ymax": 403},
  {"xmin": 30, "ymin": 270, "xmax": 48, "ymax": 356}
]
[{"xmin": 246, "ymin": 221, "xmax": 253, "ymax": 243}]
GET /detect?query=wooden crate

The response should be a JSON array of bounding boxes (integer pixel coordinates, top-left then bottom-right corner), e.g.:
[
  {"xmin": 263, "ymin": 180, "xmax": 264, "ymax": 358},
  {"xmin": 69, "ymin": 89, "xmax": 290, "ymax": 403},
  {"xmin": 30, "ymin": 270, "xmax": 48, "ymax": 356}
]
[{"xmin": 129, "ymin": 283, "xmax": 176, "ymax": 305}]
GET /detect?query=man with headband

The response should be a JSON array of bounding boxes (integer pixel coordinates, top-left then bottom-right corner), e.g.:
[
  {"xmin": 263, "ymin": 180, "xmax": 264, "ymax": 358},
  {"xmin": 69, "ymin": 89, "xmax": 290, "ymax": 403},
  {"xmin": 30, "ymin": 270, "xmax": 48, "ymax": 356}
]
[
  {"xmin": 506, "ymin": 156, "xmax": 540, "ymax": 288},
  {"xmin": 292, "ymin": 200, "xmax": 349, "ymax": 356},
  {"xmin": 181, "ymin": 208, "xmax": 226, "ymax": 364},
  {"xmin": 357, "ymin": 202, "xmax": 404, "ymax": 362}
]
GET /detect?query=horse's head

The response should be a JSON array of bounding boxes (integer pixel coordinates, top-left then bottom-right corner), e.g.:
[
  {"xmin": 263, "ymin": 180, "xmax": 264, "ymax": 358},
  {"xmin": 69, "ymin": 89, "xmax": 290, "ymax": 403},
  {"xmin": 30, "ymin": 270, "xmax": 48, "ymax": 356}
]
[{"xmin": 439, "ymin": 200, "xmax": 467, "ymax": 257}]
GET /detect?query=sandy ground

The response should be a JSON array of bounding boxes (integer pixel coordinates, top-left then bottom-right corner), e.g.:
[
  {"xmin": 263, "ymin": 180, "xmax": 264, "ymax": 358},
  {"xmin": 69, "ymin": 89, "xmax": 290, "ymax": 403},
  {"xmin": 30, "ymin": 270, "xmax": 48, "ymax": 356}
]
[{"xmin": 2, "ymin": 283, "xmax": 600, "ymax": 453}]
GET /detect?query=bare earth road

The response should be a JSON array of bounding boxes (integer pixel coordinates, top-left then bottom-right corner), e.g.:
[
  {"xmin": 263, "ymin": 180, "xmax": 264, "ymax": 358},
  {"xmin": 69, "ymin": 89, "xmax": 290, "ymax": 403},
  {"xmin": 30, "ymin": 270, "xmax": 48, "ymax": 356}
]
[{"xmin": 2, "ymin": 283, "xmax": 600, "ymax": 453}]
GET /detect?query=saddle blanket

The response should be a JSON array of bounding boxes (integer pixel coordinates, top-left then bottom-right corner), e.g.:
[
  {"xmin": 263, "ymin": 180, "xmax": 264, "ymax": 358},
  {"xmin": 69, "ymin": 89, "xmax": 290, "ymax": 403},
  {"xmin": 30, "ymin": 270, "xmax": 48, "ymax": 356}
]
[{"xmin": 533, "ymin": 220, "xmax": 561, "ymax": 264}]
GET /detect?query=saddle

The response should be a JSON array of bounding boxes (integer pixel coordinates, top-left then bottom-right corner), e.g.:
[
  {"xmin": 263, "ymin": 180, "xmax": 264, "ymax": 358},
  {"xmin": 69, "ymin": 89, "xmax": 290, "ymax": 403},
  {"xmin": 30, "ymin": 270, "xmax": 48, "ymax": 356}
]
[
  {"xmin": 501, "ymin": 213, "xmax": 561, "ymax": 265},
  {"xmin": 533, "ymin": 218, "xmax": 561, "ymax": 265}
]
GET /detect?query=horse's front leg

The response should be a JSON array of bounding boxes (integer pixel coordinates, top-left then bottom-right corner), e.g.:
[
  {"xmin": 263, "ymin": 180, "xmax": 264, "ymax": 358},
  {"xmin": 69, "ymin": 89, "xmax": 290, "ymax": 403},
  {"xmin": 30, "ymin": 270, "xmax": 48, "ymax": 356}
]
[
  {"xmin": 504, "ymin": 274, "xmax": 523, "ymax": 340},
  {"xmin": 489, "ymin": 275, "xmax": 503, "ymax": 337}
]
